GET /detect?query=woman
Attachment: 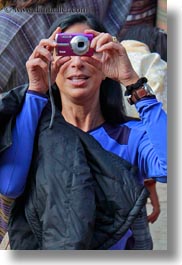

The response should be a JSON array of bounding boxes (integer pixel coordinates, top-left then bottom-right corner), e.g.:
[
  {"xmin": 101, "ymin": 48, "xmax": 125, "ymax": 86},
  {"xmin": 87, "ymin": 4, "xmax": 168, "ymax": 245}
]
[{"xmin": 0, "ymin": 13, "xmax": 167, "ymax": 249}]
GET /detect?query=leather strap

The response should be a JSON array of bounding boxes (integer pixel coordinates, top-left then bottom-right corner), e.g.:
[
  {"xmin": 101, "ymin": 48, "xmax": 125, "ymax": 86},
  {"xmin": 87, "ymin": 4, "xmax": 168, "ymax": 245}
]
[{"xmin": 128, "ymin": 86, "xmax": 151, "ymax": 105}]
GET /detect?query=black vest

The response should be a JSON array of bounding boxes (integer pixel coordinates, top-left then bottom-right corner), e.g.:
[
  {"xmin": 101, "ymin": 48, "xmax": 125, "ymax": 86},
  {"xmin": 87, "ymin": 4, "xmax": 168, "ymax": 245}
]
[{"xmin": 0, "ymin": 85, "xmax": 150, "ymax": 249}]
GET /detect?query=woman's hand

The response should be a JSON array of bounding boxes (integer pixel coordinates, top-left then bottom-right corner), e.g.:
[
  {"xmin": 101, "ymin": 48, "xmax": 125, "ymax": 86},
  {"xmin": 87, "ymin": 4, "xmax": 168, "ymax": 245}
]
[
  {"xmin": 81, "ymin": 29, "xmax": 139, "ymax": 87},
  {"xmin": 26, "ymin": 27, "xmax": 70, "ymax": 94}
]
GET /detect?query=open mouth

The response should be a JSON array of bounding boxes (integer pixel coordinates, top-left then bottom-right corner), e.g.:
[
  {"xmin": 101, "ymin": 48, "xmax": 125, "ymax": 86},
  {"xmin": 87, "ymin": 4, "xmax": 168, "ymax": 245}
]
[
  {"xmin": 67, "ymin": 75, "xmax": 90, "ymax": 87},
  {"xmin": 68, "ymin": 75, "xmax": 89, "ymax": 81}
]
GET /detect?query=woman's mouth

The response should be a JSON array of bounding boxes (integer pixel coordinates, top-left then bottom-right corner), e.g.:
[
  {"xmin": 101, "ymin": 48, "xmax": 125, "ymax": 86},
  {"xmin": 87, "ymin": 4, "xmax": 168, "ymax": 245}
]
[{"xmin": 67, "ymin": 75, "xmax": 89, "ymax": 86}]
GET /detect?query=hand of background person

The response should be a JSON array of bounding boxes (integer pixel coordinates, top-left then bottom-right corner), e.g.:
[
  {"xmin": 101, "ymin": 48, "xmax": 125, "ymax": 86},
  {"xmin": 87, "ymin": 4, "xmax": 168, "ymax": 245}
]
[
  {"xmin": 144, "ymin": 180, "xmax": 161, "ymax": 223},
  {"xmin": 147, "ymin": 201, "xmax": 161, "ymax": 223},
  {"xmin": 81, "ymin": 29, "xmax": 139, "ymax": 87},
  {"xmin": 26, "ymin": 27, "xmax": 70, "ymax": 94}
]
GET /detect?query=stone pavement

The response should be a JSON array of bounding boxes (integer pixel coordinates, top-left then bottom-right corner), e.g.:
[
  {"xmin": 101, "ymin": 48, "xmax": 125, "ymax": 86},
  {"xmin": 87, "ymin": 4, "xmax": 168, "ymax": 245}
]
[{"xmin": 146, "ymin": 182, "xmax": 167, "ymax": 250}]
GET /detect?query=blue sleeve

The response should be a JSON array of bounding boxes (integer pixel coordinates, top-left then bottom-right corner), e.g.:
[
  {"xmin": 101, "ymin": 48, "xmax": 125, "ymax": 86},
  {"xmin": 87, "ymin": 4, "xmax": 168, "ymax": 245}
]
[
  {"xmin": 135, "ymin": 98, "xmax": 167, "ymax": 183},
  {"xmin": 0, "ymin": 91, "xmax": 48, "ymax": 198}
]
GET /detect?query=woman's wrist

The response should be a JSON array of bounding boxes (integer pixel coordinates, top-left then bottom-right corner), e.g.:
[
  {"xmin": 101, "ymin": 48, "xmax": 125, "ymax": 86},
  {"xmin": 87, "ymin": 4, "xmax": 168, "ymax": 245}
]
[
  {"xmin": 27, "ymin": 90, "xmax": 48, "ymax": 99},
  {"xmin": 119, "ymin": 73, "xmax": 139, "ymax": 87},
  {"xmin": 28, "ymin": 87, "xmax": 48, "ymax": 95}
]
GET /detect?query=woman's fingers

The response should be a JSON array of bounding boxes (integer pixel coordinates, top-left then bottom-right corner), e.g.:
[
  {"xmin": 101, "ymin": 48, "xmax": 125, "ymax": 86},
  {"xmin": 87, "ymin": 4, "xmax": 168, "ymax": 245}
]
[
  {"xmin": 28, "ymin": 29, "xmax": 61, "ymax": 65},
  {"xmin": 93, "ymin": 33, "xmax": 114, "ymax": 50},
  {"xmin": 80, "ymin": 56, "xmax": 102, "ymax": 71},
  {"xmin": 29, "ymin": 27, "xmax": 62, "ymax": 62},
  {"xmin": 95, "ymin": 41, "xmax": 123, "ymax": 55},
  {"xmin": 84, "ymin": 29, "xmax": 116, "ymax": 50},
  {"xmin": 52, "ymin": 56, "xmax": 71, "ymax": 73},
  {"xmin": 84, "ymin": 29, "xmax": 100, "ymax": 37},
  {"xmin": 26, "ymin": 57, "xmax": 49, "ymax": 72},
  {"xmin": 26, "ymin": 27, "xmax": 69, "ymax": 93},
  {"xmin": 30, "ymin": 46, "xmax": 53, "ymax": 64},
  {"xmin": 49, "ymin": 27, "xmax": 62, "ymax": 41}
]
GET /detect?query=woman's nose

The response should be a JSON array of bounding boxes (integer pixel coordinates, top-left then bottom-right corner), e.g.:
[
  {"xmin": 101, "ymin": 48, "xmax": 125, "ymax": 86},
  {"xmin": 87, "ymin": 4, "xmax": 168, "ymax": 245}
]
[{"xmin": 70, "ymin": 56, "xmax": 84, "ymax": 69}]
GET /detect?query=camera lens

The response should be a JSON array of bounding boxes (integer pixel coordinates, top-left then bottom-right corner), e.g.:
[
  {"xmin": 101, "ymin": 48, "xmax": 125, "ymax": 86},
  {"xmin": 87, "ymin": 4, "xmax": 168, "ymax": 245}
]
[
  {"xmin": 78, "ymin": 42, "xmax": 84, "ymax": 48},
  {"xmin": 70, "ymin": 35, "xmax": 90, "ymax": 55}
]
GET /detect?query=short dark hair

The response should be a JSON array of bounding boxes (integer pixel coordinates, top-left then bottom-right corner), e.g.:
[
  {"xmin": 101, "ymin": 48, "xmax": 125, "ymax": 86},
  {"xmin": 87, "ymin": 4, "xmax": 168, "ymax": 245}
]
[
  {"xmin": 49, "ymin": 13, "xmax": 135, "ymax": 124},
  {"xmin": 47, "ymin": 13, "xmax": 107, "ymax": 37}
]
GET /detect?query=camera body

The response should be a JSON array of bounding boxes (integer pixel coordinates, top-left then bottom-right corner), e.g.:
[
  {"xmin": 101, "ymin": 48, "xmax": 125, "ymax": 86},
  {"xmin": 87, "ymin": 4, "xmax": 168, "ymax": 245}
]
[{"xmin": 55, "ymin": 33, "xmax": 94, "ymax": 56}]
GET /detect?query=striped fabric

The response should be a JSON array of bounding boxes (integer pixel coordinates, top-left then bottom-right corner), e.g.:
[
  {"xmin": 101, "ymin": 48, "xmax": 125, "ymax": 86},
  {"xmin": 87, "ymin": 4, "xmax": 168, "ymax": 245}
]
[
  {"xmin": 0, "ymin": 232, "xmax": 10, "ymax": 249},
  {"xmin": 156, "ymin": 0, "xmax": 167, "ymax": 32},
  {"xmin": 0, "ymin": 194, "xmax": 14, "ymax": 243},
  {"xmin": 131, "ymin": 206, "xmax": 153, "ymax": 249},
  {"xmin": 121, "ymin": 0, "xmax": 157, "ymax": 34},
  {"xmin": 0, "ymin": 0, "xmax": 133, "ymax": 93}
]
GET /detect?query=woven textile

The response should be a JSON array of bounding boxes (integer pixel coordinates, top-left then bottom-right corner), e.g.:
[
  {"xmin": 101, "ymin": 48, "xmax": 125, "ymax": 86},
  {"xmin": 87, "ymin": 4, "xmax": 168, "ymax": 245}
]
[
  {"xmin": 120, "ymin": 0, "xmax": 157, "ymax": 36},
  {"xmin": 0, "ymin": 0, "xmax": 133, "ymax": 92},
  {"xmin": 0, "ymin": 232, "xmax": 10, "ymax": 249},
  {"xmin": 0, "ymin": 194, "xmax": 14, "ymax": 243},
  {"xmin": 156, "ymin": 0, "xmax": 167, "ymax": 32}
]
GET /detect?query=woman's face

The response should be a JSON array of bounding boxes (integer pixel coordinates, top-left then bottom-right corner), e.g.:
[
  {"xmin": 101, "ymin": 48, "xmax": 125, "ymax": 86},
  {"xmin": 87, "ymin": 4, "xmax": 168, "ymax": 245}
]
[{"xmin": 54, "ymin": 23, "xmax": 105, "ymax": 104}]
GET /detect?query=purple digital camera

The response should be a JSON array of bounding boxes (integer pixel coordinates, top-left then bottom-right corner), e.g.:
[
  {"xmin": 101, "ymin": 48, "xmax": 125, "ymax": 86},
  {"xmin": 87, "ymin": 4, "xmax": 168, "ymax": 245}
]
[{"xmin": 55, "ymin": 33, "xmax": 94, "ymax": 56}]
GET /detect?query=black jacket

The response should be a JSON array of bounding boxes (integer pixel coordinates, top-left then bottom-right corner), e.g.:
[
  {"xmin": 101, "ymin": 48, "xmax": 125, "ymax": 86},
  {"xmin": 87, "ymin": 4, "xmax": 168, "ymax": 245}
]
[{"xmin": 0, "ymin": 85, "xmax": 149, "ymax": 250}]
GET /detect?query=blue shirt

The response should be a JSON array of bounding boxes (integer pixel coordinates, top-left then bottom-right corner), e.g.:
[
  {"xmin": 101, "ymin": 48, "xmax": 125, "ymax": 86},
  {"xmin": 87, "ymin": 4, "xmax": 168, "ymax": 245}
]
[{"xmin": 0, "ymin": 91, "xmax": 167, "ymax": 249}]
